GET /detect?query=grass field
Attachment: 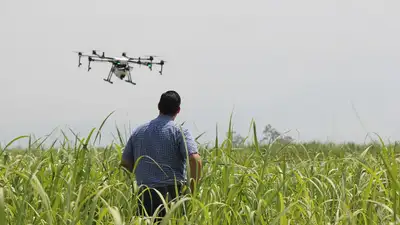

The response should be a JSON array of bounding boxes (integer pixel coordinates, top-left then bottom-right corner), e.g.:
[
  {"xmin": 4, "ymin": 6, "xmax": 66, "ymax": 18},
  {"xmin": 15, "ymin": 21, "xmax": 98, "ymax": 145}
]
[{"xmin": 0, "ymin": 118, "xmax": 399, "ymax": 225}]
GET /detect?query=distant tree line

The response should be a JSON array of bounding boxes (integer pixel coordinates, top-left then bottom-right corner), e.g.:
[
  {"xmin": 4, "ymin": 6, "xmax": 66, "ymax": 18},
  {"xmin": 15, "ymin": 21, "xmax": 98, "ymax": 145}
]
[{"xmin": 229, "ymin": 124, "xmax": 294, "ymax": 147}]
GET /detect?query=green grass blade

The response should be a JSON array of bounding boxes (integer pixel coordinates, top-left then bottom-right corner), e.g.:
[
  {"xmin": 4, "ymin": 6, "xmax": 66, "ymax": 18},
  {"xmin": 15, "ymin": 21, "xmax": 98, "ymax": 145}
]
[{"xmin": 0, "ymin": 188, "xmax": 5, "ymax": 225}]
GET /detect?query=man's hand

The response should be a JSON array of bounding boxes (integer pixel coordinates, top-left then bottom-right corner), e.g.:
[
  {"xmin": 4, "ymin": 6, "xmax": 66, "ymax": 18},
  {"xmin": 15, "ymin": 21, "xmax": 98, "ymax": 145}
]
[
  {"xmin": 121, "ymin": 136, "xmax": 135, "ymax": 173},
  {"xmin": 120, "ymin": 158, "xmax": 134, "ymax": 172},
  {"xmin": 188, "ymin": 153, "xmax": 202, "ymax": 193}
]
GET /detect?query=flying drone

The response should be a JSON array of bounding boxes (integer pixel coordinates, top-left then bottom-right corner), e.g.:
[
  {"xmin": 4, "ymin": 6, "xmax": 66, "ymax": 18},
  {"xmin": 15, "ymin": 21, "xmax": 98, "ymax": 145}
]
[{"xmin": 74, "ymin": 50, "xmax": 165, "ymax": 85}]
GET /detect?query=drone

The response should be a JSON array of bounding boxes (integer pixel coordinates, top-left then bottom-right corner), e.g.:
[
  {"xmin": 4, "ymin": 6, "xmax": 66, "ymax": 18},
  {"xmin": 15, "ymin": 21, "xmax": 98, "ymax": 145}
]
[{"xmin": 74, "ymin": 50, "xmax": 165, "ymax": 85}]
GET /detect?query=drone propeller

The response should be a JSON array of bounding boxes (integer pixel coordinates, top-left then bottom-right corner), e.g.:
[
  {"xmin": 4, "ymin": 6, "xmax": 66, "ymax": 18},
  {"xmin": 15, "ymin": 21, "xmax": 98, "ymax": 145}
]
[
  {"xmin": 143, "ymin": 55, "xmax": 163, "ymax": 61},
  {"xmin": 144, "ymin": 55, "xmax": 161, "ymax": 57},
  {"xmin": 92, "ymin": 49, "xmax": 106, "ymax": 58},
  {"xmin": 123, "ymin": 52, "xmax": 139, "ymax": 60},
  {"xmin": 150, "ymin": 59, "xmax": 166, "ymax": 65}
]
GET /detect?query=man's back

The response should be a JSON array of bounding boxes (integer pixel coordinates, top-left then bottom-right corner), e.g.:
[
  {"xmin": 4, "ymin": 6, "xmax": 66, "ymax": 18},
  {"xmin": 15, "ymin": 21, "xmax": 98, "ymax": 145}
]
[
  {"xmin": 123, "ymin": 114, "xmax": 198, "ymax": 187},
  {"xmin": 121, "ymin": 90, "xmax": 202, "ymax": 219}
]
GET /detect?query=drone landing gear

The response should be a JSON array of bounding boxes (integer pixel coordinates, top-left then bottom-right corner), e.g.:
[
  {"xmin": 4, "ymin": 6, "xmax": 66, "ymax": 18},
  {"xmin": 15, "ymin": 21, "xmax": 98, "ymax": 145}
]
[
  {"xmin": 103, "ymin": 78, "xmax": 113, "ymax": 84},
  {"xmin": 126, "ymin": 70, "xmax": 136, "ymax": 85},
  {"xmin": 126, "ymin": 80, "xmax": 136, "ymax": 85},
  {"xmin": 103, "ymin": 65, "xmax": 114, "ymax": 84}
]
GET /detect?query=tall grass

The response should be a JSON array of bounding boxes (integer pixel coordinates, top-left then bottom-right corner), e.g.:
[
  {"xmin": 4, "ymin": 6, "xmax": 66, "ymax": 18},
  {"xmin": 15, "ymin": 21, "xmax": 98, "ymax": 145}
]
[{"xmin": 0, "ymin": 116, "xmax": 399, "ymax": 224}]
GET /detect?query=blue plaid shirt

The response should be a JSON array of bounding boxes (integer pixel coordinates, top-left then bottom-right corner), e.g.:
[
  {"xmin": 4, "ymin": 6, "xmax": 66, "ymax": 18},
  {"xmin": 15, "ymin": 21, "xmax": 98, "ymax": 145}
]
[{"xmin": 122, "ymin": 114, "xmax": 198, "ymax": 187}]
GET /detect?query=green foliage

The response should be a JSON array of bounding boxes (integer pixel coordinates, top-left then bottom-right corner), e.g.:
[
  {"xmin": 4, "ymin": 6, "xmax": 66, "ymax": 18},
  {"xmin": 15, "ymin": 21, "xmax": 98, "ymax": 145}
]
[{"xmin": 0, "ymin": 118, "xmax": 399, "ymax": 224}]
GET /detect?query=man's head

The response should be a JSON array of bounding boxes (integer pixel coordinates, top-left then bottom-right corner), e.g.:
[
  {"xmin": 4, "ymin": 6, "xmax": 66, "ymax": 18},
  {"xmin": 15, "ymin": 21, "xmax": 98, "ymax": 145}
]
[{"xmin": 158, "ymin": 90, "xmax": 181, "ymax": 117}]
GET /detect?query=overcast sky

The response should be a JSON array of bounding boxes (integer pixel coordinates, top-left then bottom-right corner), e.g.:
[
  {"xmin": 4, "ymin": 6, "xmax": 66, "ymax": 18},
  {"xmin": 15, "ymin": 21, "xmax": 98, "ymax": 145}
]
[{"xmin": 1, "ymin": 0, "xmax": 399, "ymax": 147}]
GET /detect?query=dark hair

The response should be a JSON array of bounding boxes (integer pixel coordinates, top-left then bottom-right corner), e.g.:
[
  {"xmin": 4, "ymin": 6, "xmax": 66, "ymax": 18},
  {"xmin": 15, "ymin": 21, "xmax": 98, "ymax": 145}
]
[{"xmin": 158, "ymin": 90, "xmax": 181, "ymax": 116}]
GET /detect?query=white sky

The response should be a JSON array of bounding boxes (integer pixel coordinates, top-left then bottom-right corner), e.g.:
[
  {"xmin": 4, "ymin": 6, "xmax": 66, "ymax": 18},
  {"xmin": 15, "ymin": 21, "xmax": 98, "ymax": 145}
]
[{"xmin": 1, "ymin": 0, "xmax": 399, "ymax": 147}]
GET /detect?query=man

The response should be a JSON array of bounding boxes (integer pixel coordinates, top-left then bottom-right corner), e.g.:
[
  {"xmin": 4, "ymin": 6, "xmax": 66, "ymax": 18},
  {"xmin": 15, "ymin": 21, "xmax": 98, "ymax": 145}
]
[{"xmin": 121, "ymin": 90, "xmax": 202, "ymax": 219}]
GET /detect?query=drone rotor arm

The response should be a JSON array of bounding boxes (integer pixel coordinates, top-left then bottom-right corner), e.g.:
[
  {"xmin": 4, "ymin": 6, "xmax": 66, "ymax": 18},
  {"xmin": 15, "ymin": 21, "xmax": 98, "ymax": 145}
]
[
  {"xmin": 86, "ymin": 57, "xmax": 114, "ymax": 71},
  {"xmin": 90, "ymin": 58, "xmax": 114, "ymax": 63},
  {"xmin": 102, "ymin": 56, "xmax": 115, "ymax": 60},
  {"xmin": 127, "ymin": 59, "xmax": 146, "ymax": 65}
]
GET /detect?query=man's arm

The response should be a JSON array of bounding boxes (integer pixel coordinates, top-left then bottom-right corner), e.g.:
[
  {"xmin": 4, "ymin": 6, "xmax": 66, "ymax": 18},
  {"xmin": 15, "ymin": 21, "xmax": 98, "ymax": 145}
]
[
  {"xmin": 189, "ymin": 152, "xmax": 202, "ymax": 192},
  {"xmin": 179, "ymin": 128, "xmax": 203, "ymax": 192},
  {"xmin": 121, "ymin": 136, "xmax": 135, "ymax": 172}
]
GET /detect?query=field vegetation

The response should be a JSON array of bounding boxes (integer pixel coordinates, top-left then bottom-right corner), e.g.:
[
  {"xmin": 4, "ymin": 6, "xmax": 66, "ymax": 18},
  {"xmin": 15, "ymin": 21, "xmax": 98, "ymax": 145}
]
[{"xmin": 0, "ymin": 116, "xmax": 399, "ymax": 224}]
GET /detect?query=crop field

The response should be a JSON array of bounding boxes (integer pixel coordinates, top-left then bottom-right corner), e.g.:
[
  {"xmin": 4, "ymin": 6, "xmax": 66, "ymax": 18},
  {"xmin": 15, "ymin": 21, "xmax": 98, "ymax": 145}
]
[{"xmin": 0, "ymin": 120, "xmax": 399, "ymax": 225}]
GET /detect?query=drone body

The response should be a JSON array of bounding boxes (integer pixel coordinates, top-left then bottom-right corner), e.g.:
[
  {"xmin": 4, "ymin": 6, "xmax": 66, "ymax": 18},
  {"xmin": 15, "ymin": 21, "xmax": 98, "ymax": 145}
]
[
  {"xmin": 113, "ymin": 67, "xmax": 129, "ymax": 80},
  {"xmin": 75, "ymin": 50, "xmax": 165, "ymax": 85},
  {"xmin": 109, "ymin": 57, "xmax": 131, "ymax": 81}
]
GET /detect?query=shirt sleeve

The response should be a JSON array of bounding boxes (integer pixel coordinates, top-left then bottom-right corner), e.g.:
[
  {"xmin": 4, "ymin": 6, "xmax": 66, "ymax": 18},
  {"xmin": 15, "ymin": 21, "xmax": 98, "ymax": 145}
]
[
  {"xmin": 179, "ymin": 127, "xmax": 198, "ymax": 158},
  {"xmin": 122, "ymin": 135, "xmax": 135, "ymax": 164}
]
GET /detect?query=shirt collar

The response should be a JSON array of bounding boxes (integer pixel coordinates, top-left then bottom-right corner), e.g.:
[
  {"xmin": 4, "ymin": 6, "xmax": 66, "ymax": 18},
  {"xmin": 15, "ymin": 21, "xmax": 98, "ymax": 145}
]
[{"xmin": 157, "ymin": 114, "xmax": 174, "ymax": 121}]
